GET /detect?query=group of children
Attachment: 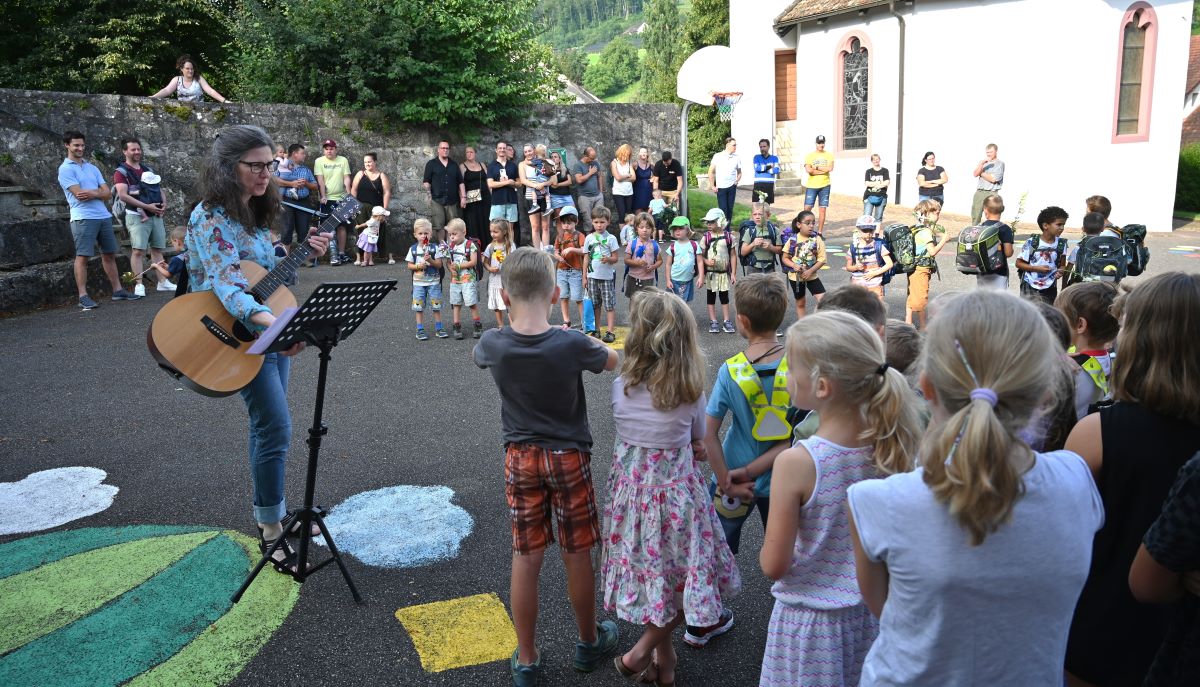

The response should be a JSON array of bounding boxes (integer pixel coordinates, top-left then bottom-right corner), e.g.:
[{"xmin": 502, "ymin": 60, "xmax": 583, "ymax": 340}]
[{"xmin": 473, "ymin": 237, "xmax": 1200, "ymax": 686}]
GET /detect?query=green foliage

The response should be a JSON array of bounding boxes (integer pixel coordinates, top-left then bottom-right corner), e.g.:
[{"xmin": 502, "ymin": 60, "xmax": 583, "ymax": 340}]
[
  {"xmin": 583, "ymin": 36, "xmax": 640, "ymax": 97},
  {"xmin": 1194, "ymin": 0, "xmax": 1199, "ymax": 34},
  {"xmin": 686, "ymin": 189, "xmax": 751, "ymax": 228},
  {"xmin": 0, "ymin": 0, "xmax": 233, "ymax": 95},
  {"xmin": 556, "ymin": 49, "xmax": 589, "ymax": 85},
  {"xmin": 225, "ymin": 0, "xmax": 562, "ymax": 131},
  {"xmin": 1177, "ymin": 144, "xmax": 1200, "ymax": 212},
  {"xmin": 639, "ymin": 0, "xmax": 683, "ymax": 103},
  {"xmin": 536, "ymin": 0, "xmax": 646, "ymax": 49},
  {"xmin": 680, "ymin": 0, "xmax": 730, "ymax": 175}
]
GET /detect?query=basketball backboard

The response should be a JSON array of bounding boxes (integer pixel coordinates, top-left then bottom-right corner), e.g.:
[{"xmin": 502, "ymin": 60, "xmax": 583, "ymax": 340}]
[{"xmin": 676, "ymin": 45, "xmax": 739, "ymax": 106}]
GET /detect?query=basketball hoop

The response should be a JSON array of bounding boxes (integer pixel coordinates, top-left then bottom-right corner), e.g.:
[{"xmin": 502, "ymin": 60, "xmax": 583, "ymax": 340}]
[{"xmin": 712, "ymin": 92, "xmax": 742, "ymax": 122}]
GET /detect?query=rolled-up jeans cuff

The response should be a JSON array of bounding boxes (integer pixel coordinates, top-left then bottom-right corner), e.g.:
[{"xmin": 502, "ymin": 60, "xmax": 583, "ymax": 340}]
[{"xmin": 254, "ymin": 499, "xmax": 287, "ymax": 525}]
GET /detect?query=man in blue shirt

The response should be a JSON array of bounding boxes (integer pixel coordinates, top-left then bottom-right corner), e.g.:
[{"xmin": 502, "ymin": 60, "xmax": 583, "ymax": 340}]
[
  {"xmin": 57, "ymin": 130, "xmax": 139, "ymax": 309},
  {"xmin": 752, "ymin": 138, "xmax": 781, "ymax": 205},
  {"xmin": 274, "ymin": 143, "xmax": 319, "ymax": 255}
]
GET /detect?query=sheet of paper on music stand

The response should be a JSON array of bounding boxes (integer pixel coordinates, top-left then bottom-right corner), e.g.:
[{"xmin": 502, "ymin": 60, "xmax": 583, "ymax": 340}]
[{"xmin": 247, "ymin": 308, "xmax": 299, "ymax": 355}]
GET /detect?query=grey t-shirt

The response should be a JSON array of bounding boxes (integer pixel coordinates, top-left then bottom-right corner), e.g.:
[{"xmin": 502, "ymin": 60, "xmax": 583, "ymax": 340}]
[
  {"xmin": 847, "ymin": 451, "xmax": 1103, "ymax": 686},
  {"xmin": 977, "ymin": 159, "xmax": 1005, "ymax": 191},
  {"xmin": 573, "ymin": 160, "xmax": 602, "ymax": 196},
  {"xmin": 474, "ymin": 326, "xmax": 610, "ymax": 451}
]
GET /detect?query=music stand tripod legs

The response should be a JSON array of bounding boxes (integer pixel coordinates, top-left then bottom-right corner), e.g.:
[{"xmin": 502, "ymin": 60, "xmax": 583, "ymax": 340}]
[{"xmin": 232, "ymin": 327, "xmax": 362, "ymax": 603}]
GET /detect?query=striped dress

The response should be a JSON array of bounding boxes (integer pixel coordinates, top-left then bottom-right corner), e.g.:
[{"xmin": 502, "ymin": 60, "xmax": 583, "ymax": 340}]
[{"xmin": 759, "ymin": 437, "xmax": 881, "ymax": 687}]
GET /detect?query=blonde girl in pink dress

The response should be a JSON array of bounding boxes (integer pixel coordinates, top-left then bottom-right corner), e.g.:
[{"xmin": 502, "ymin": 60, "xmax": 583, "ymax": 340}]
[{"xmin": 602, "ymin": 288, "xmax": 741, "ymax": 686}]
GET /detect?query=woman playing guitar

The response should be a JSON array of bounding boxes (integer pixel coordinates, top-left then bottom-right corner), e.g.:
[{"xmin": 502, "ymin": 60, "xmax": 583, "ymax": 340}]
[{"xmin": 185, "ymin": 125, "xmax": 330, "ymax": 574}]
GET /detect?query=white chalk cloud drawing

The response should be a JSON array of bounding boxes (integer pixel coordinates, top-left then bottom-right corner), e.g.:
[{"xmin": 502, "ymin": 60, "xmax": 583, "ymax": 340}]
[
  {"xmin": 316, "ymin": 485, "xmax": 473, "ymax": 568},
  {"xmin": 0, "ymin": 467, "xmax": 119, "ymax": 535}
]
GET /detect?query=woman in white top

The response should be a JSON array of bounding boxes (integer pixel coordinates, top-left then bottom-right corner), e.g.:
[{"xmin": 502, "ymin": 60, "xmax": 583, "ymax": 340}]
[
  {"xmin": 151, "ymin": 55, "xmax": 228, "ymax": 104},
  {"xmin": 610, "ymin": 143, "xmax": 635, "ymax": 222},
  {"xmin": 846, "ymin": 289, "xmax": 1104, "ymax": 686}
]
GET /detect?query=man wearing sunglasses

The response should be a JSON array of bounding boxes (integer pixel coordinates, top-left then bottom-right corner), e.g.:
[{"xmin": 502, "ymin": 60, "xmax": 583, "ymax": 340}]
[{"xmin": 314, "ymin": 139, "xmax": 353, "ymax": 265}]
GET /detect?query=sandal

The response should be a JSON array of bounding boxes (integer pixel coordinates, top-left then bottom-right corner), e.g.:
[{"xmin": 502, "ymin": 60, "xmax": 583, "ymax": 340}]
[
  {"xmin": 258, "ymin": 528, "xmax": 302, "ymax": 575},
  {"xmin": 614, "ymin": 654, "xmax": 652, "ymax": 682},
  {"xmin": 281, "ymin": 511, "xmax": 321, "ymax": 538}
]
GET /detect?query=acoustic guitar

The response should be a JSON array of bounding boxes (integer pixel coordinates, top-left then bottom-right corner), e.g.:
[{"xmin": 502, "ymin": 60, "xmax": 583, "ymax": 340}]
[{"xmin": 147, "ymin": 198, "xmax": 361, "ymax": 396}]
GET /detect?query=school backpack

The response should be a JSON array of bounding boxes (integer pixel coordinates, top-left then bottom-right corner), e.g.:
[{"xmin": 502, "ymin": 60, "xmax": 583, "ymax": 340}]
[
  {"xmin": 1018, "ymin": 234, "xmax": 1070, "ymax": 278},
  {"xmin": 1073, "ymin": 234, "xmax": 1128, "ymax": 283},
  {"xmin": 882, "ymin": 223, "xmax": 918, "ymax": 275},
  {"xmin": 666, "ymin": 239, "xmax": 700, "ymax": 280},
  {"xmin": 848, "ymin": 239, "xmax": 893, "ymax": 286},
  {"xmin": 956, "ymin": 223, "xmax": 1007, "ymax": 275},
  {"xmin": 1118, "ymin": 224, "xmax": 1150, "ymax": 276},
  {"xmin": 738, "ymin": 220, "xmax": 778, "ymax": 271},
  {"xmin": 448, "ymin": 238, "xmax": 484, "ymax": 281},
  {"xmin": 703, "ymin": 230, "xmax": 735, "ymax": 274}
]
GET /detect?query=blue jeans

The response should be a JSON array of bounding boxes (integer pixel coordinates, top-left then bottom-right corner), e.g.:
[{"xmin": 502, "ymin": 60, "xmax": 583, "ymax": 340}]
[
  {"xmin": 804, "ymin": 185, "xmax": 831, "ymax": 208},
  {"xmin": 716, "ymin": 186, "xmax": 737, "ymax": 224},
  {"xmin": 864, "ymin": 197, "xmax": 887, "ymax": 222},
  {"xmin": 240, "ymin": 353, "xmax": 292, "ymax": 524}
]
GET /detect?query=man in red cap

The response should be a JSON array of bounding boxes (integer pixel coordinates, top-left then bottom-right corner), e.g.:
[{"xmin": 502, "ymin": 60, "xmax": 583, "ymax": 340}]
[{"xmin": 314, "ymin": 139, "xmax": 353, "ymax": 265}]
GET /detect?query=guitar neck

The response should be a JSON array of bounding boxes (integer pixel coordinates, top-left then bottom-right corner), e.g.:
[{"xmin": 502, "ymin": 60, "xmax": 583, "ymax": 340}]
[{"xmin": 249, "ymin": 211, "xmax": 344, "ymax": 300}]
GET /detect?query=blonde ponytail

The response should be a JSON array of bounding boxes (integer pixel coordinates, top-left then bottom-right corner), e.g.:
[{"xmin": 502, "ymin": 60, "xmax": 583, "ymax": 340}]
[
  {"xmin": 785, "ymin": 311, "xmax": 922, "ymax": 475},
  {"xmin": 919, "ymin": 290, "xmax": 1054, "ymax": 545}
]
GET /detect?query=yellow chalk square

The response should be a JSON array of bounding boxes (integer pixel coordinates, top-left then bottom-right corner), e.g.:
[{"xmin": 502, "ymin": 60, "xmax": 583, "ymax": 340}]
[
  {"xmin": 606, "ymin": 326, "xmax": 631, "ymax": 351},
  {"xmin": 396, "ymin": 593, "xmax": 517, "ymax": 673}
]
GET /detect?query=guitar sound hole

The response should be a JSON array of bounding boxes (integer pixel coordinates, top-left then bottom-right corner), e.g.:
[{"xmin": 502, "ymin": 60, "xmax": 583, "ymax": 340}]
[{"xmin": 232, "ymin": 320, "xmax": 255, "ymax": 342}]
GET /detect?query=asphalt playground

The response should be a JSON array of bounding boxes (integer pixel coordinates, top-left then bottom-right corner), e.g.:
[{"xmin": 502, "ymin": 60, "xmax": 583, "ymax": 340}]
[{"xmin": 1, "ymin": 195, "xmax": 1198, "ymax": 686}]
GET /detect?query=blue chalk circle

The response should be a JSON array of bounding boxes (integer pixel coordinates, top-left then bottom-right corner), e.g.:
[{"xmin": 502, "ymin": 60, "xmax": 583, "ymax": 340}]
[{"xmin": 316, "ymin": 485, "xmax": 474, "ymax": 568}]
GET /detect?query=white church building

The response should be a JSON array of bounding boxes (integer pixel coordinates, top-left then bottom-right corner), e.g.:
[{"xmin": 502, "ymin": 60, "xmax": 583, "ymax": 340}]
[{"xmin": 728, "ymin": 0, "xmax": 1193, "ymax": 231}]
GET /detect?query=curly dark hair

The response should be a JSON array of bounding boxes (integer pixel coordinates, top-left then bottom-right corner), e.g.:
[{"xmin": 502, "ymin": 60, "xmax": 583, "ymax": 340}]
[{"xmin": 199, "ymin": 125, "xmax": 280, "ymax": 232}]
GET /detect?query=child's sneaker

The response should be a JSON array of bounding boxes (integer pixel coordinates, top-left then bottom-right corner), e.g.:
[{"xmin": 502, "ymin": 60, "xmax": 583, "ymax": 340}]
[
  {"xmin": 683, "ymin": 608, "xmax": 734, "ymax": 648},
  {"xmin": 572, "ymin": 620, "xmax": 619, "ymax": 672},
  {"xmin": 722, "ymin": 320, "xmax": 736, "ymax": 334},
  {"xmin": 435, "ymin": 326, "xmax": 449, "ymax": 339},
  {"xmin": 453, "ymin": 323, "xmax": 464, "ymax": 340},
  {"xmin": 708, "ymin": 320, "xmax": 720, "ymax": 334},
  {"xmin": 473, "ymin": 321, "xmax": 483, "ymax": 339},
  {"xmin": 602, "ymin": 331, "xmax": 616, "ymax": 344},
  {"xmin": 415, "ymin": 328, "xmax": 429, "ymax": 341},
  {"xmin": 388, "ymin": 257, "xmax": 396, "ymax": 264},
  {"xmin": 510, "ymin": 649, "xmax": 541, "ymax": 687}
]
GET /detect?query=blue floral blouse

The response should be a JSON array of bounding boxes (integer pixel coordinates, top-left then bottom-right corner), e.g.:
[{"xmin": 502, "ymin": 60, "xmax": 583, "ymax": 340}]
[{"xmin": 185, "ymin": 202, "xmax": 276, "ymax": 331}]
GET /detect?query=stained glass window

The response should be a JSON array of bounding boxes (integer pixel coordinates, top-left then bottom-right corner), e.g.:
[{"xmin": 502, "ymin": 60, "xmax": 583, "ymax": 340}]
[
  {"xmin": 843, "ymin": 38, "xmax": 868, "ymax": 150},
  {"xmin": 1117, "ymin": 13, "xmax": 1145, "ymax": 136}
]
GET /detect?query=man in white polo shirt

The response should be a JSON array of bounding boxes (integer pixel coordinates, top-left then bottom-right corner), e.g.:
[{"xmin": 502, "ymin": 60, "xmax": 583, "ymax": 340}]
[{"xmin": 707, "ymin": 137, "xmax": 742, "ymax": 226}]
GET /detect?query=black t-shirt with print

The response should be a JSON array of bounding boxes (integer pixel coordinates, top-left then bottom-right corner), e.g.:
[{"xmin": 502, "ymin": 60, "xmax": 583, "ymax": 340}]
[{"xmin": 864, "ymin": 167, "xmax": 890, "ymax": 200}]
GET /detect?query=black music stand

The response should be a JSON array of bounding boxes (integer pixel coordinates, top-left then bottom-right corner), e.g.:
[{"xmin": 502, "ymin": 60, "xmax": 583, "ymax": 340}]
[{"xmin": 232, "ymin": 278, "xmax": 397, "ymax": 604}]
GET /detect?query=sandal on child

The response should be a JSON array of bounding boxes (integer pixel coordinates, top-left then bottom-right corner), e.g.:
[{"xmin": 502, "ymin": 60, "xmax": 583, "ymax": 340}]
[{"xmin": 614, "ymin": 655, "xmax": 652, "ymax": 681}]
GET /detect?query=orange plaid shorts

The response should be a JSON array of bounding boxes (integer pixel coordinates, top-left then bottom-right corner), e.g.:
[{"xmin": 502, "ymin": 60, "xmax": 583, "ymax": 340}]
[{"xmin": 505, "ymin": 443, "xmax": 600, "ymax": 554}]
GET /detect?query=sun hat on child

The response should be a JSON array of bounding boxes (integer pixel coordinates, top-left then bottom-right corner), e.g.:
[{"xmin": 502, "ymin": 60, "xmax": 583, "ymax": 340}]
[
  {"xmin": 703, "ymin": 208, "xmax": 726, "ymax": 223},
  {"xmin": 372, "ymin": 206, "xmax": 390, "ymax": 216},
  {"xmin": 670, "ymin": 216, "xmax": 691, "ymax": 228},
  {"xmin": 855, "ymin": 214, "xmax": 878, "ymax": 228}
]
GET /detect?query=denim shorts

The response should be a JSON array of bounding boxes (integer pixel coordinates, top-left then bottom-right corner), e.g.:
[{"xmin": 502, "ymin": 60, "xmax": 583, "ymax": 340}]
[
  {"xmin": 556, "ymin": 268, "xmax": 584, "ymax": 302},
  {"xmin": 489, "ymin": 203, "xmax": 518, "ymax": 222},
  {"xmin": 804, "ymin": 185, "xmax": 831, "ymax": 208},
  {"xmin": 549, "ymin": 194, "xmax": 573, "ymax": 209},
  {"xmin": 670, "ymin": 278, "xmax": 695, "ymax": 302},
  {"xmin": 449, "ymin": 280, "xmax": 478, "ymax": 307},
  {"xmin": 71, "ymin": 217, "xmax": 118, "ymax": 257},
  {"xmin": 412, "ymin": 282, "xmax": 443, "ymax": 312}
]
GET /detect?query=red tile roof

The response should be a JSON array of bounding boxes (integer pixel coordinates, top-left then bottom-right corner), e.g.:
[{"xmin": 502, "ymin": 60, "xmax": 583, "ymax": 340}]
[
  {"xmin": 1183, "ymin": 108, "xmax": 1200, "ymax": 148},
  {"xmin": 1188, "ymin": 35, "xmax": 1200, "ymax": 95},
  {"xmin": 775, "ymin": 0, "xmax": 889, "ymax": 28}
]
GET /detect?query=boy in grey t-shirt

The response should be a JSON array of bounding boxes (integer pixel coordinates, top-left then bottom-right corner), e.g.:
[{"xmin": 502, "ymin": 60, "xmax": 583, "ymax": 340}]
[{"xmin": 473, "ymin": 247, "xmax": 619, "ymax": 684}]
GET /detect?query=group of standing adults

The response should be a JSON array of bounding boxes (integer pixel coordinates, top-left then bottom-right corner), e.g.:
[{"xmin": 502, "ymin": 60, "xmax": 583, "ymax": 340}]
[{"xmin": 423, "ymin": 140, "xmax": 684, "ymax": 248}]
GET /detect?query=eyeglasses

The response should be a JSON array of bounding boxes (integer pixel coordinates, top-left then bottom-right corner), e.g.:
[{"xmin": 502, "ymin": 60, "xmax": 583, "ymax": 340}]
[
  {"xmin": 799, "ymin": 220, "xmax": 815, "ymax": 225},
  {"xmin": 239, "ymin": 159, "xmax": 278, "ymax": 175}
]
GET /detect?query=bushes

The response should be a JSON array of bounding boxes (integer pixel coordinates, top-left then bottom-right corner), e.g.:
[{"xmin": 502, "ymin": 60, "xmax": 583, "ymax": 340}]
[{"xmin": 1178, "ymin": 144, "xmax": 1200, "ymax": 212}]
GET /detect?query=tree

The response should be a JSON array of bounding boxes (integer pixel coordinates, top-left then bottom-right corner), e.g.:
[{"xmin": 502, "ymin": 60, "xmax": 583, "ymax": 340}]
[
  {"xmin": 639, "ymin": 0, "xmax": 683, "ymax": 103},
  {"xmin": 225, "ymin": 0, "xmax": 563, "ymax": 130},
  {"xmin": 0, "ymin": 0, "xmax": 234, "ymax": 95},
  {"xmin": 556, "ymin": 49, "xmax": 589, "ymax": 85},
  {"xmin": 680, "ymin": 0, "xmax": 730, "ymax": 175},
  {"xmin": 583, "ymin": 36, "xmax": 640, "ymax": 97}
]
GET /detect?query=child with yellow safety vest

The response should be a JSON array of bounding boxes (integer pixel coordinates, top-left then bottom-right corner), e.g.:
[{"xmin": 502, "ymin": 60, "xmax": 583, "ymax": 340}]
[
  {"xmin": 1055, "ymin": 282, "xmax": 1119, "ymax": 420},
  {"xmin": 698, "ymin": 273, "xmax": 793, "ymax": 649}
]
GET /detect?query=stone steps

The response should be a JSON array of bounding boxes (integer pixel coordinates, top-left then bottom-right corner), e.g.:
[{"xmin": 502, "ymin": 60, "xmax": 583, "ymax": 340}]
[
  {"xmin": 0, "ymin": 185, "xmax": 70, "ymax": 221},
  {"xmin": 0, "ymin": 253, "xmax": 133, "ymax": 314}
]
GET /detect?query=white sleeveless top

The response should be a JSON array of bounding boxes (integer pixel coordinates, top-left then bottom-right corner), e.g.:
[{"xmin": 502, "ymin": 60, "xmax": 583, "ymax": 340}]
[
  {"xmin": 175, "ymin": 77, "xmax": 203, "ymax": 102},
  {"xmin": 612, "ymin": 160, "xmax": 633, "ymax": 196},
  {"xmin": 772, "ymin": 436, "xmax": 880, "ymax": 609}
]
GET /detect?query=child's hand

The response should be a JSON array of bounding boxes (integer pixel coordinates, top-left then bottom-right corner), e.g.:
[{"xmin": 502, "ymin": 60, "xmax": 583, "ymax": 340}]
[
  {"xmin": 725, "ymin": 480, "xmax": 755, "ymax": 502},
  {"xmin": 691, "ymin": 440, "xmax": 708, "ymax": 463}
]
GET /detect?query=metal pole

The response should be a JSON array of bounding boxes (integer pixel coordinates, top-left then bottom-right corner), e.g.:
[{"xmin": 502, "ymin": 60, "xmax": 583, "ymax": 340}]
[
  {"xmin": 680, "ymin": 101, "xmax": 693, "ymax": 220},
  {"xmin": 889, "ymin": 0, "xmax": 907, "ymax": 205}
]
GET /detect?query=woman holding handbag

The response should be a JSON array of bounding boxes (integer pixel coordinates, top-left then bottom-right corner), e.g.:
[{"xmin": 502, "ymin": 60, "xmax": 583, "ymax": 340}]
[{"xmin": 460, "ymin": 145, "xmax": 491, "ymax": 250}]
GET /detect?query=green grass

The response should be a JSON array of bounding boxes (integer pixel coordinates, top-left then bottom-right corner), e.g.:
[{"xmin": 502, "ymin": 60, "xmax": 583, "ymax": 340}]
[
  {"xmin": 686, "ymin": 189, "xmax": 753, "ymax": 229},
  {"xmin": 1174, "ymin": 209, "xmax": 1200, "ymax": 221},
  {"xmin": 606, "ymin": 79, "xmax": 642, "ymax": 103}
]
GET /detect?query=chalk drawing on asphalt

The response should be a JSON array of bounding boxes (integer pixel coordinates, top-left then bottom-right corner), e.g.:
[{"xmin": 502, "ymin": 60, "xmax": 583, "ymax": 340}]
[
  {"xmin": 316, "ymin": 485, "xmax": 474, "ymax": 568},
  {"xmin": 0, "ymin": 467, "xmax": 118, "ymax": 535},
  {"xmin": 396, "ymin": 593, "xmax": 518, "ymax": 673}
]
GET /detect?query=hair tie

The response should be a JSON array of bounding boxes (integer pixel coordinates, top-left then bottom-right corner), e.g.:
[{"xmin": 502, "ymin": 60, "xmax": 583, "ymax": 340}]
[
  {"xmin": 876, "ymin": 362, "xmax": 889, "ymax": 376},
  {"xmin": 969, "ymin": 388, "xmax": 998, "ymax": 407}
]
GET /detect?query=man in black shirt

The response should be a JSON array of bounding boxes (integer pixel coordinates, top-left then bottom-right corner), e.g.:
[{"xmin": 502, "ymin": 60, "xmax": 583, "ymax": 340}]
[
  {"xmin": 422, "ymin": 140, "xmax": 465, "ymax": 241},
  {"xmin": 651, "ymin": 150, "xmax": 684, "ymax": 209}
]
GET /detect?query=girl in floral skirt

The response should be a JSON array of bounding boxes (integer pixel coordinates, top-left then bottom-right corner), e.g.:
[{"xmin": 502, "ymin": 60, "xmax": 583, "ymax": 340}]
[{"xmin": 603, "ymin": 288, "xmax": 740, "ymax": 687}]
